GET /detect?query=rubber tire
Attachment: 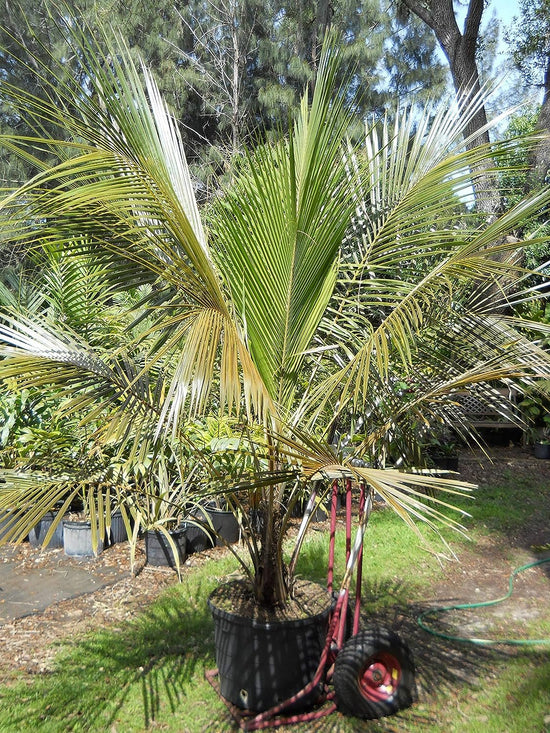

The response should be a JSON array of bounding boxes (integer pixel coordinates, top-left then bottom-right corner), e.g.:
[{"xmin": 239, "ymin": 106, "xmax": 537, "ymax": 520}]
[{"xmin": 333, "ymin": 626, "xmax": 415, "ymax": 719}]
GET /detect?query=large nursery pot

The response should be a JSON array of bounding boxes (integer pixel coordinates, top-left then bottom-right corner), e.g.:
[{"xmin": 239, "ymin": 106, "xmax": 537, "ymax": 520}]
[
  {"xmin": 534, "ymin": 441, "xmax": 550, "ymax": 459},
  {"xmin": 145, "ymin": 526, "xmax": 187, "ymax": 567},
  {"xmin": 180, "ymin": 515, "xmax": 212, "ymax": 553},
  {"xmin": 0, "ymin": 509, "xmax": 17, "ymax": 541},
  {"xmin": 63, "ymin": 519, "xmax": 104, "ymax": 557},
  {"xmin": 204, "ymin": 502, "xmax": 240, "ymax": 546},
  {"xmin": 208, "ymin": 579, "xmax": 333, "ymax": 712},
  {"xmin": 28, "ymin": 510, "xmax": 65, "ymax": 549},
  {"xmin": 104, "ymin": 509, "xmax": 128, "ymax": 546}
]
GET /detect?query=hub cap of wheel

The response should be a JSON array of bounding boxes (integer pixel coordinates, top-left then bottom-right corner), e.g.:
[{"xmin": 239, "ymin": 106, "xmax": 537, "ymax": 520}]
[{"xmin": 360, "ymin": 652, "xmax": 401, "ymax": 701}]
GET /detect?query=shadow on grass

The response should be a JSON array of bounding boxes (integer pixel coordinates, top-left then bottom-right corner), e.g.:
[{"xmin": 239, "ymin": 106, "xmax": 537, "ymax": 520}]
[
  {"xmin": 292, "ymin": 533, "xmax": 542, "ymax": 732},
  {"xmin": 200, "ymin": 579, "xmax": 528, "ymax": 733},
  {"xmin": 458, "ymin": 467, "xmax": 550, "ymax": 583},
  {"xmin": 1, "ymin": 578, "xmax": 218, "ymax": 731}
]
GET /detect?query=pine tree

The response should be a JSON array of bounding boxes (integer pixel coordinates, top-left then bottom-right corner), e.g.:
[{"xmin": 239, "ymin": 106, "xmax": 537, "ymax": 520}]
[{"xmin": 507, "ymin": 0, "xmax": 550, "ymax": 190}]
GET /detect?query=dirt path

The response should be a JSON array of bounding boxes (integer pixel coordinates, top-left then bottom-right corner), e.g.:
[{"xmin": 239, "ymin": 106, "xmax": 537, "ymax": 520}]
[
  {"xmin": 422, "ymin": 447, "xmax": 550, "ymax": 643},
  {"xmin": 0, "ymin": 541, "xmax": 229, "ymax": 679}
]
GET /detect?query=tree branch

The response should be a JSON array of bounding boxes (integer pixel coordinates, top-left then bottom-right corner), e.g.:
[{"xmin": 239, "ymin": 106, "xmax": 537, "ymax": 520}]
[
  {"xmin": 400, "ymin": 0, "xmax": 434, "ymax": 29},
  {"xmin": 463, "ymin": 0, "xmax": 484, "ymax": 51}
]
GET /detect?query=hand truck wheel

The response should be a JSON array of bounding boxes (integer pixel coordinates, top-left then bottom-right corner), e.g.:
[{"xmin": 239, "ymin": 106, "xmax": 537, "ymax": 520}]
[{"xmin": 333, "ymin": 625, "xmax": 415, "ymax": 719}]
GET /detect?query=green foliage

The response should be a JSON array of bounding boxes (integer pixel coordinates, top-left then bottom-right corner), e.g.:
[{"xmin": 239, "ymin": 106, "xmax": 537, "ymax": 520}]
[
  {"xmin": 517, "ymin": 376, "xmax": 550, "ymax": 444},
  {"xmin": 0, "ymin": 383, "xmax": 57, "ymax": 468},
  {"xmin": 507, "ymin": 0, "xmax": 550, "ymax": 88},
  {"xmin": 497, "ymin": 108, "xmax": 540, "ymax": 209},
  {"xmin": 383, "ymin": 8, "xmax": 448, "ymax": 106}
]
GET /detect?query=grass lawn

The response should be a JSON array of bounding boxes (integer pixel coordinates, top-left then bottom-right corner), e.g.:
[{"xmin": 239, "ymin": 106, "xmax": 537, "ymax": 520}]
[{"xmin": 0, "ymin": 472, "xmax": 549, "ymax": 732}]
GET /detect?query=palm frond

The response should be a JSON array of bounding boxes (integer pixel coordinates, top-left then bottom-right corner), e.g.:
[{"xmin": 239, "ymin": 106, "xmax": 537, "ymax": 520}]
[
  {"xmin": 269, "ymin": 425, "xmax": 474, "ymax": 551},
  {"xmin": 0, "ymin": 20, "xmax": 277, "ymax": 428},
  {"xmin": 304, "ymin": 104, "xmax": 550, "ymax": 424},
  {"xmin": 210, "ymin": 40, "xmax": 358, "ymax": 411}
]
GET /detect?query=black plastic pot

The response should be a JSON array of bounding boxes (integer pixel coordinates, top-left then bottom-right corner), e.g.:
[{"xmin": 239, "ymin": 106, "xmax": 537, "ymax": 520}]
[
  {"xmin": 0, "ymin": 509, "xmax": 15, "ymax": 541},
  {"xmin": 145, "ymin": 527, "xmax": 187, "ymax": 567},
  {"xmin": 430, "ymin": 452, "xmax": 459, "ymax": 471},
  {"xmin": 290, "ymin": 491, "xmax": 342, "ymax": 521},
  {"xmin": 180, "ymin": 516, "xmax": 212, "ymax": 553},
  {"xmin": 104, "ymin": 510, "xmax": 128, "ymax": 546},
  {"xmin": 0, "ymin": 507, "xmax": 30, "ymax": 543},
  {"xmin": 534, "ymin": 442, "xmax": 550, "ymax": 459},
  {"xmin": 205, "ymin": 504, "xmax": 240, "ymax": 546},
  {"xmin": 28, "ymin": 510, "xmax": 65, "ymax": 549},
  {"xmin": 208, "ymin": 582, "xmax": 332, "ymax": 712},
  {"xmin": 63, "ymin": 520, "xmax": 104, "ymax": 557}
]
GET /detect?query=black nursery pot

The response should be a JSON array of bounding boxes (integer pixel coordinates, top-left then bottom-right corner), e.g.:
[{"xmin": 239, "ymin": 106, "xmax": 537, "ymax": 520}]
[
  {"xmin": 104, "ymin": 510, "xmax": 128, "ymax": 546},
  {"xmin": 204, "ymin": 504, "xmax": 240, "ymax": 546},
  {"xmin": 180, "ymin": 515, "xmax": 212, "ymax": 553},
  {"xmin": 534, "ymin": 442, "xmax": 550, "ymax": 459},
  {"xmin": 208, "ymin": 582, "xmax": 332, "ymax": 712},
  {"xmin": 145, "ymin": 527, "xmax": 187, "ymax": 567},
  {"xmin": 28, "ymin": 510, "xmax": 64, "ymax": 549},
  {"xmin": 0, "ymin": 509, "xmax": 17, "ymax": 542},
  {"xmin": 429, "ymin": 452, "xmax": 459, "ymax": 471}
]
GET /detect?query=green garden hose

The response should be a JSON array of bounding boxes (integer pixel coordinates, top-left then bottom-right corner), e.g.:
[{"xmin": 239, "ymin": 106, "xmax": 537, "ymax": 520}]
[{"xmin": 417, "ymin": 556, "xmax": 550, "ymax": 646}]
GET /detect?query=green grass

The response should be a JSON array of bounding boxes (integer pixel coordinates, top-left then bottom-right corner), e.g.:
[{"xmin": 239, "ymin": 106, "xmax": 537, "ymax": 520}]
[
  {"xmin": 0, "ymin": 475, "xmax": 549, "ymax": 732},
  {"xmin": 452, "ymin": 471, "xmax": 541, "ymax": 533}
]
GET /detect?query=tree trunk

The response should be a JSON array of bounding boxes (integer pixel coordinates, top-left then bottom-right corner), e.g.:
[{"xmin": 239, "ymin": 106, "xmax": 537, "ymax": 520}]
[
  {"xmin": 230, "ymin": 0, "xmax": 241, "ymax": 154},
  {"xmin": 311, "ymin": 0, "xmax": 333, "ymax": 71},
  {"xmin": 400, "ymin": 0, "xmax": 500, "ymax": 216},
  {"xmin": 527, "ymin": 54, "xmax": 550, "ymax": 190}
]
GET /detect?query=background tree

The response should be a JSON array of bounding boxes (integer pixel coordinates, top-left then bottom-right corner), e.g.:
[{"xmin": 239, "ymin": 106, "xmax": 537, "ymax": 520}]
[
  {"xmin": 507, "ymin": 0, "xmax": 550, "ymax": 191},
  {"xmin": 169, "ymin": 0, "xmax": 269, "ymax": 196},
  {"xmin": 398, "ymin": 0, "xmax": 502, "ymax": 214},
  {"xmin": 0, "ymin": 0, "xmax": 447, "ymax": 196},
  {"xmin": 255, "ymin": 0, "xmax": 447, "ymax": 130},
  {"xmin": 0, "ymin": 1, "xmax": 71, "ymax": 186},
  {"xmin": 398, "ymin": 0, "xmax": 487, "ymax": 143},
  {"xmin": 384, "ymin": 6, "xmax": 449, "ymax": 106}
]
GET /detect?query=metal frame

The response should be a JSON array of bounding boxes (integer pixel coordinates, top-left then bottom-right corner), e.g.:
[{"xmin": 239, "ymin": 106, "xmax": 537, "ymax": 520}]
[{"xmin": 205, "ymin": 477, "xmax": 372, "ymax": 730}]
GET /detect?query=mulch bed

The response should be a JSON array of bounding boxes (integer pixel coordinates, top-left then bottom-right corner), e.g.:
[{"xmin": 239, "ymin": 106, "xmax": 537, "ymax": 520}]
[{"xmin": 0, "ymin": 540, "xmax": 229, "ymax": 680}]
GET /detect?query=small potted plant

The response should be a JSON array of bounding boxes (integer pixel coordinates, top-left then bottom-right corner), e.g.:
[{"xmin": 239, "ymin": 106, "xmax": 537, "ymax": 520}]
[
  {"xmin": 122, "ymin": 445, "xmax": 198, "ymax": 575},
  {"xmin": 519, "ymin": 392, "xmax": 550, "ymax": 458},
  {"xmin": 425, "ymin": 431, "xmax": 460, "ymax": 472},
  {"xmin": 184, "ymin": 417, "xmax": 263, "ymax": 546}
]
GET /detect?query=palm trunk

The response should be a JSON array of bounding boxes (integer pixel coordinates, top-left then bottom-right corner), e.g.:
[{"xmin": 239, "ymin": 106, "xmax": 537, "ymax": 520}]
[
  {"xmin": 255, "ymin": 499, "xmax": 287, "ymax": 606},
  {"xmin": 255, "ymin": 431, "xmax": 288, "ymax": 606}
]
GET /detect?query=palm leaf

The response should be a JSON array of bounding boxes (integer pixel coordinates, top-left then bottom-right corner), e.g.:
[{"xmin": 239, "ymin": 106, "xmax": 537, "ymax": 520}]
[
  {"xmin": 210, "ymin": 40, "xmax": 358, "ymax": 411},
  {"xmin": 305, "ymin": 105, "xmax": 550, "ymax": 424}
]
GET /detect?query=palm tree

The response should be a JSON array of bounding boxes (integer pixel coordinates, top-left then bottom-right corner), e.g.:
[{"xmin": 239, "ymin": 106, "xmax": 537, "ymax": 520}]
[{"xmin": 0, "ymin": 19, "xmax": 549, "ymax": 607}]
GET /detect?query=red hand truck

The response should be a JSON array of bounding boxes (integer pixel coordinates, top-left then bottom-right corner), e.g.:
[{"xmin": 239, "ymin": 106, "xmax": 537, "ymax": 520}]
[{"xmin": 206, "ymin": 477, "xmax": 415, "ymax": 730}]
